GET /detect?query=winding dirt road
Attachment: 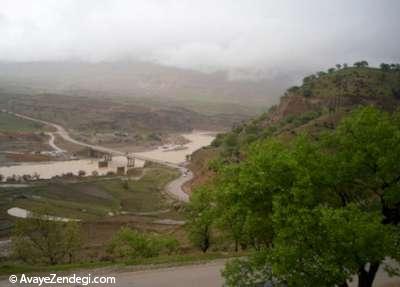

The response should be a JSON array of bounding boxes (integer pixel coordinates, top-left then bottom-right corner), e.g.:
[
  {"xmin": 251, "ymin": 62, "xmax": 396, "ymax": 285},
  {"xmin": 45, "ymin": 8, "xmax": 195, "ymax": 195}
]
[{"xmin": 45, "ymin": 132, "xmax": 66, "ymax": 153}]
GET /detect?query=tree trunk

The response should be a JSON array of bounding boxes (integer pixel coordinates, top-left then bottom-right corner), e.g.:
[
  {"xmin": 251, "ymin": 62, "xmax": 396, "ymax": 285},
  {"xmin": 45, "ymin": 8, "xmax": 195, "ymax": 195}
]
[
  {"xmin": 240, "ymin": 242, "xmax": 247, "ymax": 251},
  {"xmin": 358, "ymin": 262, "xmax": 380, "ymax": 287},
  {"xmin": 201, "ymin": 236, "xmax": 209, "ymax": 253}
]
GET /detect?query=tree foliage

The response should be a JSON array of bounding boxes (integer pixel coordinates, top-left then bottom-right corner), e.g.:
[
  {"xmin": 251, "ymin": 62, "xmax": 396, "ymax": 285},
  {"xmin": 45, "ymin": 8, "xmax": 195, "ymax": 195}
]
[
  {"xmin": 185, "ymin": 186, "xmax": 215, "ymax": 252},
  {"xmin": 202, "ymin": 107, "xmax": 400, "ymax": 287},
  {"xmin": 354, "ymin": 61, "xmax": 369, "ymax": 68}
]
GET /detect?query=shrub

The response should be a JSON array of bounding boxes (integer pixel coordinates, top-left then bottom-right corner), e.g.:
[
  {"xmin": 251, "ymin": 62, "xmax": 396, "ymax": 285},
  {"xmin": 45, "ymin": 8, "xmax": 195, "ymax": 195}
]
[{"xmin": 107, "ymin": 228, "xmax": 179, "ymax": 261}]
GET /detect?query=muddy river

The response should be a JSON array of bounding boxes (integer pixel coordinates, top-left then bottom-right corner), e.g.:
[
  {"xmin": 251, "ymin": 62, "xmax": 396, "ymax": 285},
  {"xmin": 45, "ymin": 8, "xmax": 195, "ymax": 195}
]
[
  {"xmin": 136, "ymin": 131, "xmax": 215, "ymax": 164},
  {"xmin": 0, "ymin": 156, "xmax": 145, "ymax": 181},
  {"xmin": 0, "ymin": 131, "xmax": 215, "ymax": 181}
]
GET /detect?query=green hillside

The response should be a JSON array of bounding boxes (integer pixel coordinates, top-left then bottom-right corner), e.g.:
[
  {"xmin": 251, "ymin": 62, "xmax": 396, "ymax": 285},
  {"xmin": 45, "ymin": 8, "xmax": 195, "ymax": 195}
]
[
  {"xmin": 211, "ymin": 62, "xmax": 400, "ymax": 160},
  {"xmin": 290, "ymin": 64, "xmax": 400, "ymax": 101}
]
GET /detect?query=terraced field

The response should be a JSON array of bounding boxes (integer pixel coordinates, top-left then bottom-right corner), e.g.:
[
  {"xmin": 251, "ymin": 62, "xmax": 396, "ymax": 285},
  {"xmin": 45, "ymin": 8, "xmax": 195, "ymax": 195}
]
[{"xmin": 0, "ymin": 166, "xmax": 182, "ymax": 237}]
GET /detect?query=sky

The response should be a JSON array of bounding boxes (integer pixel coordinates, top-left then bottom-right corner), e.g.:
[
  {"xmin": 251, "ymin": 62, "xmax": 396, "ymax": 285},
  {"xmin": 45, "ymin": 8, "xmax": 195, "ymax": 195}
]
[{"xmin": 0, "ymin": 0, "xmax": 399, "ymax": 75}]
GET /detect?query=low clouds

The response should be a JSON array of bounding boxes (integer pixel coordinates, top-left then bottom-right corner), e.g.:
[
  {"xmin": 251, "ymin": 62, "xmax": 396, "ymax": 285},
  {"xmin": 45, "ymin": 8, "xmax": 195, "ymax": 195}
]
[{"xmin": 0, "ymin": 0, "xmax": 399, "ymax": 75}]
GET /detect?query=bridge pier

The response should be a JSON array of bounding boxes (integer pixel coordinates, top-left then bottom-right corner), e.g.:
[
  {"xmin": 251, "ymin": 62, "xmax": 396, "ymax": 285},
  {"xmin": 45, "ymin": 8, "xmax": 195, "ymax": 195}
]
[
  {"xmin": 98, "ymin": 153, "xmax": 113, "ymax": 168},
  {"xmin": 127, "ymin": 156, "xmax": 135, "ymax": 167}
]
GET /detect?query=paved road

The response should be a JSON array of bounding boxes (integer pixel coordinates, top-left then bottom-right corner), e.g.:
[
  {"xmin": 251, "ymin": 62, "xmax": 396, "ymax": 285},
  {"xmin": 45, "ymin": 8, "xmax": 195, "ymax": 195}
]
[
  {"xmin": 1, "ymin": 259, "xmax": 398, "ymax": 287},
  {"xmin": 110, "ymin": 261, "xmax": 225, "ymax": 287},
  {"xmin": 8, "ymin": 111, "xmax": 192, "ymax": 202},
  {"xmin": 0, "ymin": 260, "xmax": 225, "ymax": 287},
  {"xmin": 165, "ymin": 166, "xmax": 191, "ymax": 202}
]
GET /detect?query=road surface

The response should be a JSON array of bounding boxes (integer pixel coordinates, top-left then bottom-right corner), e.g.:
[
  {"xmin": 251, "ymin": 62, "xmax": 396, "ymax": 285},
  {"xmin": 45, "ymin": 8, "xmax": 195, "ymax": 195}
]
[
  {"xmin": 165, "ymin": 166, "xmax": 191, "ymax": 202},
  {"xmin": 112, "ymin": 260, "xmax": 225, "ymax": 287},
  {"xmin": 1, "ymin": 258, "xmax": 399, "ymax": 287},
  {"xmin": 45, "ymin": 132, "xmax": 66, "ymax": 153},
  {"xmin": 0, "ymin": 260, "xmax": 226, "ymax": 287}
]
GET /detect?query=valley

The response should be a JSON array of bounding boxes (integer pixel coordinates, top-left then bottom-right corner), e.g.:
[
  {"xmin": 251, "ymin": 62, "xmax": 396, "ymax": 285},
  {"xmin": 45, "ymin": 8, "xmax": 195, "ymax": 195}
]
[
  {"xmin": 0, "ymin": 63, "xmax": 399, "ymax": 287},
  {"xmin": 1, "ymin": 2, "xmax": 399, "ymax": 286}
]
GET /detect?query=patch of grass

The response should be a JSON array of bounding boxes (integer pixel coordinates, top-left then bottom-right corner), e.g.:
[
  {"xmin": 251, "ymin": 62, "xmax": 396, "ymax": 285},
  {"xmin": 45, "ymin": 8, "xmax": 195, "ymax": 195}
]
[
  {"xmin": 100, "ymin": 167, "xmax": 180, "ymax": 212},
  {"xmin": 0, "ymin": 112, "xmax": 43, "ymax": 132},
  {"xmin": 123, "ymin": 252, "xmax": 242, "ymax": 266}
]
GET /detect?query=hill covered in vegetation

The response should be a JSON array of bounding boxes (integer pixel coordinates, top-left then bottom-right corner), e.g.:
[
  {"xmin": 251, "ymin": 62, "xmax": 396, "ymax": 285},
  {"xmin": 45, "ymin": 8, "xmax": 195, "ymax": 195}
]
[{"xmin": 210, "ymin": 62, "xmax": 400, "ymax": 161}]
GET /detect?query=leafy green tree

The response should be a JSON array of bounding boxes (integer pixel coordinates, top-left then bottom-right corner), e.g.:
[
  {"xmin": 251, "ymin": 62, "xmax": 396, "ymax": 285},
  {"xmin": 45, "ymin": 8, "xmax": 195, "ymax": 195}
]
[
  {"xmin": 12, "ymin": 213, "xmax": 82, "ymax": 265},
  {"xmin": 64, "ymin": 221, "xmax": 82, "ymax": 264},
  {"xmin": 214, "ymin": 140, "xmax": 294, "ymax": 249},
  {"xmin": 380, "ymin": 63, "xmax": 391, "ymax": 71},
  {"xmin": 213, "ymin": 166, "xmax": 250, "ymax": 251},
  {"xmin": 217, "ymin": 205, "xmax": 249, "ymax": 252},
  {"xmin": 328, "ymin": 67, "xmax": 336, "ymax": 73},
  {"xmin": 322, "ymin": 107, "xmax": 400, "ymax": 225},
  {"xmin": 303, "ymin": 75, "xmax": 317, "ymax": 84},
  {"xmin": 217, "ymin": 107, "xmax": 400, "ymax": 287},
  {"xmin": 354, "ymin": 60, "xmax": 369, "ymax": 67},
  {"xmin": 221, "ymin": 133, "xmax": 240, "ymax": 160},
  {"xmin": 270, "ymin": 206, "xmax": 395, "ymax": 287},
  {"xmin": 287, "ymin": 86, "xmax": 300, "ymax": 93},
  {"xmin": 185, "ymin": 187, "xmax": 215, "ymax": 252}
]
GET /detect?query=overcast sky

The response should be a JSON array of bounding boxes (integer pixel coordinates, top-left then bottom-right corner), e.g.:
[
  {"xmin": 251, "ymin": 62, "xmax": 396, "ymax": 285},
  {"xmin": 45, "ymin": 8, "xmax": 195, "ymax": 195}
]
[{"xmin": 0, "ymin": 0, "xmax": 399, "ymax": 75}]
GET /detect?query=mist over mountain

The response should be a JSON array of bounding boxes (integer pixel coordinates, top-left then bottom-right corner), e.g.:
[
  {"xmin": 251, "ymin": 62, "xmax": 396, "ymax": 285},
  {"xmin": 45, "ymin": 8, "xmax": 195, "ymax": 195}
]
[
  {"xmin": 0, "ymin": 61, "xmax": 293, "ymax": 113},
  {"xmin": 1, "ymin": 1, "xmax": 399, "ymax": 75}
]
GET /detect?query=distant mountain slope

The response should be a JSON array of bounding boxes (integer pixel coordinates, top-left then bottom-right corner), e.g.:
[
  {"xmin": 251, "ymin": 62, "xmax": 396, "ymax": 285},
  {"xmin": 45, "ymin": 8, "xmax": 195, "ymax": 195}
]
[
  {"xmin": 0, "ymin": 93, "xmax": 241, "ymax": 133},
  {"xmin": 0, "ymin": 61, "xmax": 291, "ymax": 115}
]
